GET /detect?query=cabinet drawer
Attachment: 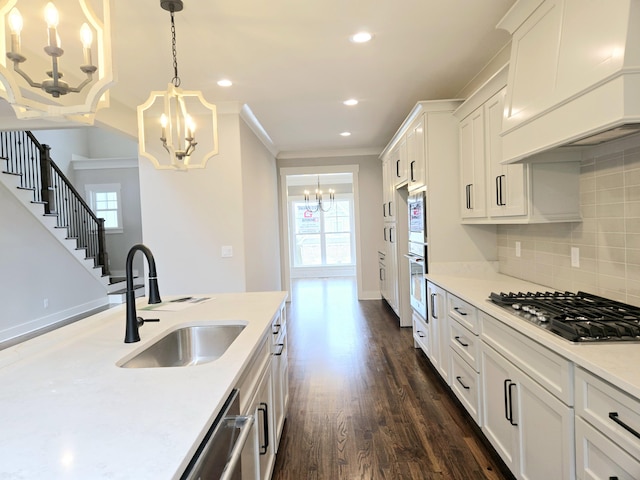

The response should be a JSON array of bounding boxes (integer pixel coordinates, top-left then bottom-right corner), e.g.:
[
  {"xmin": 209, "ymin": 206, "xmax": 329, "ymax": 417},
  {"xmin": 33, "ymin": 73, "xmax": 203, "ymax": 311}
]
[
  {"xmin": 480, "ymin": 311, "xmax": 573, "ymax": 405},
  {"xmin": 576, "ymin": 416, "xmax": 640, "ymax": 480},
  {"xmin": 576, "ymin": 368, "xmax": 640, "ymax": 460},
  {"xmin": 413, "ymin": 310, "xmax": 430, "ymax": 356},
  {"xmin": 448, "ymin": 293, "xmax": 478, "ymax": 334},
  {"xmin": 236, "ymin": 335, "xmax": 271, "ymax": 414},
  {"xmin": 450, "ymin": 349, "xmax": 481, "ymax": 425},
  {"xmin": 449, "ymin": 319, "xmax": 480, "ymax": 372}
]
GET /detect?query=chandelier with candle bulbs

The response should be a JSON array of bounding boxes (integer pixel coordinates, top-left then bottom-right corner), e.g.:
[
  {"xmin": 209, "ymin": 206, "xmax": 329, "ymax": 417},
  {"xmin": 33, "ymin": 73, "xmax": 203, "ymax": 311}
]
[
  {"xmin": 305, "ymin": 176, "xmax": 335, "ymax": 213},
  {"xmin": 6, "ymin": 2, "xmax": 96, "ymax": 98},
  {"xmin": 137, "ymin": 0, "xmax": 218, "ymax": 170}
]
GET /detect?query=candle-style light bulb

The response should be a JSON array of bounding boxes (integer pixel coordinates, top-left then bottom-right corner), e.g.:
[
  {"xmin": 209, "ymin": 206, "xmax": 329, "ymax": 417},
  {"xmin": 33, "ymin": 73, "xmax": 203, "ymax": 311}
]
[
  {"xmin": 80, "ymin": 23, "xmax": 92, "ymax": 48},
  {"xmin": 80, "ymin": 23, "xmax": 93, "ymax": 65},
  {"xmin": 160, "ymin": 113, "xmax": 168, "ymax": 139},
  {"xmin": 45, "ymin": 2, "xmax": 60, "ymax": 49},
  {"xmin": 8, "ymin": 8, "xmax": 23, "ymax": 55},
  {"xmin": 44, "ymin": 2, "xmax": 59, "ymax": 27},
  {"xmin": 8, "ymin": 8, "xmax": 23, "ymax": 34},
  {"xmin": 185, "ymin": 115, "xmax": 196, "ymax": 138}
]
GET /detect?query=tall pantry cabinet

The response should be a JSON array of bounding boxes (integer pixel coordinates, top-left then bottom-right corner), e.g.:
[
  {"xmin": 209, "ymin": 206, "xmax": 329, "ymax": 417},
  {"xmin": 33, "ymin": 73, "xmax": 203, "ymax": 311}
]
[{"xmin": 379, "ymin": 100, "xmax": 497, "ymax": 326}]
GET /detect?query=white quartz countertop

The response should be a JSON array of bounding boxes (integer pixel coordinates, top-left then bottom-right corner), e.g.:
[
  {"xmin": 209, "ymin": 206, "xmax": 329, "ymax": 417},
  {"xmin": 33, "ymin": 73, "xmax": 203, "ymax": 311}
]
[
  {"xmin": 0, "ymin": 291, "xmax": 287, "ymax": 480},
  {"xmin": 427, "ymin": 271, "xmax": 640, "ymax": 400}
]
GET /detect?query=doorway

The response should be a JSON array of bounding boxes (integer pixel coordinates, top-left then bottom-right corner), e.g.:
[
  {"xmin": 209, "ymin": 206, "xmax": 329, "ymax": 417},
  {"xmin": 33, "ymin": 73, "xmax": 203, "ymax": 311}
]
[{"xmin": 280, "ymin": 166, "xmax": 362, "ymax": 302}]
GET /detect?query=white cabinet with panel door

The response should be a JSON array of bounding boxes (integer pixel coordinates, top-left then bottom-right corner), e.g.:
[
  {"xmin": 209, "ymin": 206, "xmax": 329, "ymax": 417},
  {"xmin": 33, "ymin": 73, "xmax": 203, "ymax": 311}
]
[
  {"xmin": 427, "ymin": 281, "xmax": 449, "ymax": 385},
  {"xmin": 406, "ymin": 115, "xmax": 426, "ymax": 192},
  {"xmin": 393, "ymin": 139, "xmax": 408, "ymax": 187},
  {"xmin": 459, "ymin": 104, "xmax": 487, "ymax": 219},
  {"xmin": 271, "ymin": 306, "xmax": 289, "ymax": 452}
]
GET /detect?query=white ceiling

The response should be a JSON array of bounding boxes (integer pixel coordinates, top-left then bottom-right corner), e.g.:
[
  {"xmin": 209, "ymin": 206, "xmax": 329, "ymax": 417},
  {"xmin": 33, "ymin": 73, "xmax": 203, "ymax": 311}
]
[{"xmin": 2, "ymin": 0, "xmax": 516, "ymax": 157}]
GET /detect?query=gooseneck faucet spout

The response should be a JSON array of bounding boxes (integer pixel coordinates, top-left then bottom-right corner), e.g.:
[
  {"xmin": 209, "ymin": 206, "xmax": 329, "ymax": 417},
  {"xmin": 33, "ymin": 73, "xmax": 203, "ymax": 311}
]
[{"xmin": 125, "ymin": 244, "xmax": 162, "ymax": 343}]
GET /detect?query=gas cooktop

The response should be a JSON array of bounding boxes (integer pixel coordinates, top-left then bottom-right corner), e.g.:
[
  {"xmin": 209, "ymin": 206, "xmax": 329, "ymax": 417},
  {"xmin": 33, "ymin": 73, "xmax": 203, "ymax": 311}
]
[{"xmin": 489, "ymin": 291, "xmax": 640, "ymax": 343}]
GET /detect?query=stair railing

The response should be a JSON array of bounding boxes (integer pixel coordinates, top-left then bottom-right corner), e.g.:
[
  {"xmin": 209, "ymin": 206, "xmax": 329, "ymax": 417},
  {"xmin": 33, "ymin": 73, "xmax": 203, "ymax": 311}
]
[{"xmin": 0, "ymin": 130, "xmax": 109, "ymax": 276}]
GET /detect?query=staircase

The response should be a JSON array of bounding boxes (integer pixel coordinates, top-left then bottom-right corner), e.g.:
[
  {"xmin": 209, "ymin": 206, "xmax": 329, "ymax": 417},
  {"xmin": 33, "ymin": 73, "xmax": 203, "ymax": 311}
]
[{"xmin": 0, "ymin": 130, "xmax": 112, "ymax": 291}]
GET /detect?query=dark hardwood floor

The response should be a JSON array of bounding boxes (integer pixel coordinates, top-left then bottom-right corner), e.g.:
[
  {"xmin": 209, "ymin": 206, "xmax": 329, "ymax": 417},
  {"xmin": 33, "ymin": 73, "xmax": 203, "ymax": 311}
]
[{"xmin": 271, "ymin": 277, "xmax": 513, "ymax": 480}]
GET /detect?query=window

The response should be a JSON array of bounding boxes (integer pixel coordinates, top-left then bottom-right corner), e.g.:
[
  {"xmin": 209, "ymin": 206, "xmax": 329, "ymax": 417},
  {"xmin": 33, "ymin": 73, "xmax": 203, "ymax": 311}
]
[
  {"xmin": 85, "ymin": 183, "xmax": 123, "ymax": 233},
  {"xmin": 292, "ymin": 198, "xmax": 354, "ymax": 268}
]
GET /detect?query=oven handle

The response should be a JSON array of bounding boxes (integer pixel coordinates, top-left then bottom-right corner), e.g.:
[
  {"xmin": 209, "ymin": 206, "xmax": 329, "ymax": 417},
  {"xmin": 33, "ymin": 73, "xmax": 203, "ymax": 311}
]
[
  {"xmin": 404, "ymin": 254, "xmax": 424, "ymax": 263},
  {"xmin": 219, "ymin": 415, "xmax": 255, "ymax": 480}
]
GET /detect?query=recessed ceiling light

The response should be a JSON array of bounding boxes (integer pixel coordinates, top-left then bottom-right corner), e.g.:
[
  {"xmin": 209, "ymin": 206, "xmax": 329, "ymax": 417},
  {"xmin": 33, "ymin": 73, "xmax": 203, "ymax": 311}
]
[
  {"xmin": 350, "ymin": 32, "xmax": 372, "ymax": 43},
  {"xmin": 217, "ymin": 79, "xmax": 233, "ymax": 87},
  {"xmin": 340, "ymin": 132, "xmax": 352, "ymax": 137},
  {"xmin": 343, "ymin": 99, "xmax": 358, "ymax": 106}
]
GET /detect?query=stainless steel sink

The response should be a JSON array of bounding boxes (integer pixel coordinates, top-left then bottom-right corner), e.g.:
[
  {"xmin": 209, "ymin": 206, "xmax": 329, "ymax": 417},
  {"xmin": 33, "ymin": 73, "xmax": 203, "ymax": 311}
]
[{"xmin": 118, "ymin": 324, "xmax": 246, "ymax": 368}]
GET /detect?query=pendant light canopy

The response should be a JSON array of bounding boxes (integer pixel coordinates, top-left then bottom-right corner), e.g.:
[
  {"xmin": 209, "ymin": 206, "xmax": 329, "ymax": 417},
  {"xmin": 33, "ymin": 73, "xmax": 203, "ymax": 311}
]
[{"xmin": 137, "ymin": 0, "xmax": 218, "ymax": 170}]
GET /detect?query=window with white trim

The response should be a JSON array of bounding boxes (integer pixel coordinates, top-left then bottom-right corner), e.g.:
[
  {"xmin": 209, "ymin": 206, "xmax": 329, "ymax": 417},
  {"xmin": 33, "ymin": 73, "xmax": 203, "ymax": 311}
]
[{"xmin": 85, "ymin": 183, "xmax": 123, "ymax": 233}]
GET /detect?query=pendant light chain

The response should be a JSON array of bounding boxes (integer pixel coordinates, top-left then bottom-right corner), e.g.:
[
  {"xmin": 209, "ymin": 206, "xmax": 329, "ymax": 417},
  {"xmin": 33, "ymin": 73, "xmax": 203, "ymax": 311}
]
[{"xmin": 170, "ymin": 11, "xmax": 181, "ymax": 87}]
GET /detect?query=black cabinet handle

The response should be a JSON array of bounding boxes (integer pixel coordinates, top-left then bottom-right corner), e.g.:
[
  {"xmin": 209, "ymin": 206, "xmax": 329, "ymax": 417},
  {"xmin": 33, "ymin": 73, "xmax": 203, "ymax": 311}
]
[
  {"xmin": 272, "ymin": 324, "xmax": 280, "ymax": 335},
  {"xmin": 609, "ymin": 477, "xmax": 619, "ymax": 480},
  {"xmin": 454, "ymin": 336, "xmax": 469, "ymax": 347},
  {"xmin": 496, "ymin": 175, "xmax": 506, "ymax": 206},
  {"xmin": 258, "ymin": 402, "xmax": 269, "ymax": 455},
  {"xmin": 465, "ymin": 184, "xmax": 473, "ymax": 210},
  {"xmin": 379, "ymin": 267, "xmax": 384, "ymax": 281},
  {"xmin": 508, "ymin": 382, "xmax": 518, "ymax": 426},
  {"xmin": 410, "ymin": 160, "xmax": 416, "ymax": 182},
  {"xmin": 430, "ymin": 293, "xmax": 437, "ymax": 319},
  {"xmin": 388, "ymin": 201, "xmax": 392, "ymax": 215},
  {"xmin": 456, "ymin": 376, "xmax": 470, "ymax": 390},
  {"xmin": 609, "ymin": 412, "xmax": 640, "ymax": 439},
  {"xmin": 383, "ymin": 203, "xmax": 387, "ymax": 217},
  {"xmin": 274, "ymin": 343, "xmax": 285, "ymax": 356},
  {"xmin": 453, "ymin": 307, "xmax": 467, "ymax": 316},
  {"xmin": 417, "ymin": 331, "xmax": 425, "ymax": 338},
  {"xmin": 383, "ymin": 227, "xmax": 387, "ymax": 241},
  {"xmin": 390, "ymin": 226, "xmax": 394, "ymax": 244},
  {"xmin": 396, "ymin": 159, "xmax": 400, "ymax": 178}
]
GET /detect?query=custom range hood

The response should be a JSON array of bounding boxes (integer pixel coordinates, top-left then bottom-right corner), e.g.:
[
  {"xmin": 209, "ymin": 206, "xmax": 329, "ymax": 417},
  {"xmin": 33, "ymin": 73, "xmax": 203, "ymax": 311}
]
[{"xmin": 497, "ymin": 0, "xmax": 640, "ymax": 163}]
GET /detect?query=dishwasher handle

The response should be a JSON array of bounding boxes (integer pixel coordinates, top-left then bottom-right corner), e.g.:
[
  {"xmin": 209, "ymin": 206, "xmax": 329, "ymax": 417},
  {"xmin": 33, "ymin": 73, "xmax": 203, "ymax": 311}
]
[{"xmin": 219, "ymin": 415, "xmax": 255, "ymax": 480}]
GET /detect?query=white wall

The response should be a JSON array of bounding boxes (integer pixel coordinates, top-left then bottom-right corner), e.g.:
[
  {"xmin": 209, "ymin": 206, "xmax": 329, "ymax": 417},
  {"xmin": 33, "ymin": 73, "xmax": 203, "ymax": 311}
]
[
  {"xmin": 32, "ymin": 128, "xmax": 90, "ymax": 180},
  {"xmin": 240, "ymin": 120, "xmax": 282, "ymax": 292},
  {"xmin": 138, "ymin": 113, "xmax": 280, "ymax": 295},
  {"xmin": 277, "ymin": 154, "xmax": 383, "ymax": 299},
  {"xmin": 0, "ymin": 182, "xmax": 107, "ymax": 345}
]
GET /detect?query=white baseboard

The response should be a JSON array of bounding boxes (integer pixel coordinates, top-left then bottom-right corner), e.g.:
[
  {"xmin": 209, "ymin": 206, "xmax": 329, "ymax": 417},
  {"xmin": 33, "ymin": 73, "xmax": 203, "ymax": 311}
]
[{"xmin": 360, "ymin": 290, "xmax": 382, "ymax": 300}]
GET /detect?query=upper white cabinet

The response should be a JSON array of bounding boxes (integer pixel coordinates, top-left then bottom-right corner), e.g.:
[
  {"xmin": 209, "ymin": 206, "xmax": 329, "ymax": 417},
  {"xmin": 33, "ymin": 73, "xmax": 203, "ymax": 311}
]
[
  {"xmin": 393, "ymin": 139, "xmax": 408, "ymax": 187},
  {"xmin": 497, "ymin": 0, "xmax": 640, "ymax": 163},
  {"xmin": 406, "ymin": 115, "xmax": 426, "ymax": 191},
  {"xmin": 455, "ymin": 65, "xmax": 582, "ymax": 224}
]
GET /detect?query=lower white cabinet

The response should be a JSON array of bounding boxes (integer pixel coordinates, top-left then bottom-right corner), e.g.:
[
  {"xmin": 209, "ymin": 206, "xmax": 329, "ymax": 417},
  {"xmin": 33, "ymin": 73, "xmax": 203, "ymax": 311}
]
[
  {"xmin": 412, "ymin": 309, "xmax": 430, "ymax": 355},
  {"xmin": 481, "ymin": 340, "xmax": 575, "ymax": 480},
  {"xmin": 575, "ymin": 368, "xmax": 640, "ymax": 479},
  {"xmin": 427, "ymin": 281, "xmax": 449, "ymax": 384},
  {"xmin": 450, "ymin": 349, "xmax": 481, "ymax": 424},
  {"xmin": 271, "ymin": 307, "xmax": 289, "ymax": 452}
]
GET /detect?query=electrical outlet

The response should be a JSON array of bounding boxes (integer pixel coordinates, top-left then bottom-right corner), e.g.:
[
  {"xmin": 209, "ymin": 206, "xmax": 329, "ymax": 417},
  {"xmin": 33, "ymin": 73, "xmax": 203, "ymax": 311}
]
[
  {"xmin": 221, "ymin": 246, "xmax": 233, "ymax": 258},
  {"xmin": 43, "ymin": 298, "xmax": 49, "ymax": 309},
  {"xmin": 571, "ymin": 247, "xmax": 580, "ymax": 268},
  {"xmin": 515, "ymin": 241, "xmax": 521, "ymax": 258}
]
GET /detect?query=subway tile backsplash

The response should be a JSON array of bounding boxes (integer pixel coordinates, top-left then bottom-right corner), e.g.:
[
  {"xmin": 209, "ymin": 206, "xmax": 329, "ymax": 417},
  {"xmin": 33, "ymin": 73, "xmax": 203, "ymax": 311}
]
[{"xmin": 498, "ymin": 133, "xmax": 640, "ymax": 307}]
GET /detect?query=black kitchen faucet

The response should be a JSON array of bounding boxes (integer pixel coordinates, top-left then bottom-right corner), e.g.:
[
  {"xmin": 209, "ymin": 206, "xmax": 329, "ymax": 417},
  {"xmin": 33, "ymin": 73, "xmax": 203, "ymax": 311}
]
[{"xmin": 124, "ymin": 244, "xmax": 162, "ymax": 343}]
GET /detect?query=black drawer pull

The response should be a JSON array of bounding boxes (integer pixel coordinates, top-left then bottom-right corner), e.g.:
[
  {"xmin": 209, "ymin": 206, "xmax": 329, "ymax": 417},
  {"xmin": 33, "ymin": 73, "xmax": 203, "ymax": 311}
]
[
  {"xmin": 508, "ymin": 382, "xmax": 518, "ymax": 426},
  {"xmin": 456, "ymin": 376, "xmax": 470, "ymax": 390},
  {"xmin": 417, "ymin": 331, "xmax": 425, "ymax": 338},
  {"xmin": 274, "ymin": 343, "xmax": 285, "ymax": 356},
  {"xmin": 259, "ymin": 402, "xmax": 270, "ymax": 454},
  {"xmin": 609, "ymin": 412, "xmax": 640, "ymax": 439},
  {"xmin": 453, "ymin": 307, "xmax": 467, "ymax": 316},
  {"xmin": 454, "ymin": 336, "xmax": 469, "ymax": 347},
  {"xmin": 609, "ymin": 477, "xmax": 619, "ymax": 480}
]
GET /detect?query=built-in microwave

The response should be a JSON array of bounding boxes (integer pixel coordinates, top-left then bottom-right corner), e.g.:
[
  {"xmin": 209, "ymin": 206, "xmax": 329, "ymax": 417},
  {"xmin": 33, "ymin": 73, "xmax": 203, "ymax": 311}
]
[{"xmin": 408, "ymin": 187, "xmax": 427, "ymax": 246}]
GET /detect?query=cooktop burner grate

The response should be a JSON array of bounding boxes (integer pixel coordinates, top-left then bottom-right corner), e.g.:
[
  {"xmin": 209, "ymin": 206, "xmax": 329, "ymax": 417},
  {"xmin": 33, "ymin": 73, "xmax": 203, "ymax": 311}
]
[{"xmin": 489, "ymin": 291, "xmax": 640, "ymax": 342}]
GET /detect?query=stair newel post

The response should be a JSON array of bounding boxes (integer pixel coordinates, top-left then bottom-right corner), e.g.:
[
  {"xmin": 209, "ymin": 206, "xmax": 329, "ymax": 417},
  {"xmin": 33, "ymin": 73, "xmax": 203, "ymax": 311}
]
[
  {"xmin": 97, "ymin": 218, "xmax": 110, "ymax": 276},
  {"xmin": 39, "ymin": 144, "xmax": 54, "ymax": 215}
]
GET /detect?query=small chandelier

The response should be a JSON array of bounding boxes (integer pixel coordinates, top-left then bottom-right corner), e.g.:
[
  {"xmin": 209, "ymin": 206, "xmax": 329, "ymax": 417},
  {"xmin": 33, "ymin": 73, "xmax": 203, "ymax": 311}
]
[
  {"xmin": 137, "ymin": 0, "xmax": 218, "ymax": 170},
  {"xmin": 0, "ymin": 0, "xmax": 115, "ymax": 123},
  {"xmin": 305, "ymin": 176, "xmax": 335, "ymax": 213}
]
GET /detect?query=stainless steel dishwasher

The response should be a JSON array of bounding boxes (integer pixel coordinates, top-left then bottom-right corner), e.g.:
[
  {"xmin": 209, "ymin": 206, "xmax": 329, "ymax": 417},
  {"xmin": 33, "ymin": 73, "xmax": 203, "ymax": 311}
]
[{"xmin": 181, "ymin": 389, "xmax": 254, "ymax": 480}]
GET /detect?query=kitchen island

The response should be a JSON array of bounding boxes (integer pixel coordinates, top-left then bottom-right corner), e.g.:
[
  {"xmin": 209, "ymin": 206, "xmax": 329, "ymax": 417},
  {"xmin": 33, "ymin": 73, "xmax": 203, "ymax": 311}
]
[{"xmin": 0, "ymin": 291, "xmax": 287, "ymax": 479}]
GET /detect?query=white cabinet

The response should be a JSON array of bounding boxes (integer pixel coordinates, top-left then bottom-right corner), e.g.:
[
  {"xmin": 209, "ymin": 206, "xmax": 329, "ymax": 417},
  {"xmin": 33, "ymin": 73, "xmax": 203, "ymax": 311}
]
[
  {"xmin": 459, "ymin": 104, "xmax": 487, "ymax": 219},
  {"xmin": 427, "ymin": 281, "xmax": 449, "ymax": 384},
  {"xmin": 480, "ymin": 313, "xmax": 575, "ymax": 480},
  {"xmin": 456, "ymin": 66, "xmax": 582, "ymax": 224},
  {"xmin": 271, "ymin": 307, "xmax": 289, "ymax": 452},
  {"xmin": 448, "ymin": 293, "xmax": 482, "ymax": 424},
  {"xmin": 575, "ymin": 368, "xmax": 640, "ymax": 479},
  {"xmin": 406, "ymin": 115, "xmax": 426, "ymax": 191},
  {"xmin": 412, "ymin": 309, "xmax": 430, "ymax": 356},
  {"xmin": 393, "ymin": 139, "xmax": 408, "ymax": 187},
  {"xmin": 485, "ymin": 88, "xmax": 527, "ymax": 218},
  {"xmin": 381, "ymin": 223, "xmax": 398, "ymax": 314}
]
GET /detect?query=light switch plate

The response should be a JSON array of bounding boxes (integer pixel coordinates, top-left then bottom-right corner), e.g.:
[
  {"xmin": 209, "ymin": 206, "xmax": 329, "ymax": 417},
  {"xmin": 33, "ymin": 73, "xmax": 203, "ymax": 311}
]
[
  {"xmin": 571, "ymin": 247, "xmax": 580, "ymax": 268},
  {"xmin": 221, "ymin": 246, "xmax": 233, "ymax": 258},
  {"xmin": 515, "ymin": 241, "xmax": 521, "ymax": 258}
]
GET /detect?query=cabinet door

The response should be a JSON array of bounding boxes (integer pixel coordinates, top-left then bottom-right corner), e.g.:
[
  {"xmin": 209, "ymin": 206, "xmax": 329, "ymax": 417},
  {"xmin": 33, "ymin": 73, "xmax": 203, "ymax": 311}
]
[
  {"xmin": 394, "ymin": 139, "xmax": 408, "ymax": 186},
  {"xmin": 481, "ymin": 343, "xmax": 518, "ymax": 472},
  {"xmin": 387, "ymin": 224, "xmax": 399, "ymax": 313},
  {"xmin": 256, "ymin": 366, "xmax": 275, "ymax": 480},
  {"xmin": 271, "ymin": 324, "xmax": 288, "ymax": 451},
  {"xmin": 486, "ymin": 88, "xmax": 527, "ymax": 218},
  {"xmin": 516, "ymin": 366, "xmax": 575, "ymax": 480},
  {"xmin": 427, "ymin": 282, "xmax": 449, "ymax": 384},
  {"xmin": 407, "ymin": 116, "xmax": 426, "ymax": 191},
  {"xmin": 459, "ymin": 108, "xmax": 486, "ymax": 219}
]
